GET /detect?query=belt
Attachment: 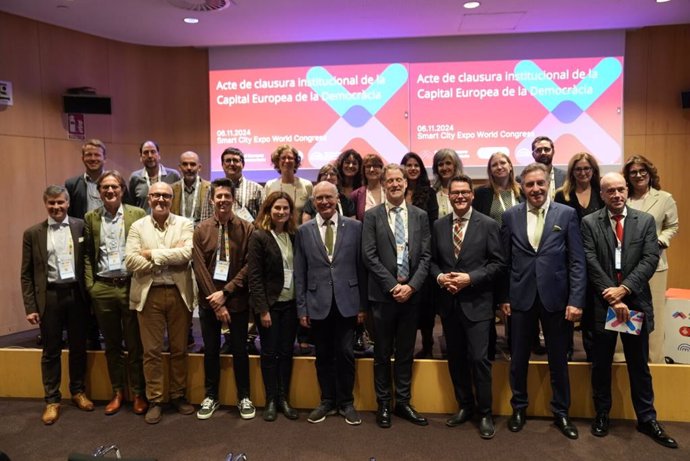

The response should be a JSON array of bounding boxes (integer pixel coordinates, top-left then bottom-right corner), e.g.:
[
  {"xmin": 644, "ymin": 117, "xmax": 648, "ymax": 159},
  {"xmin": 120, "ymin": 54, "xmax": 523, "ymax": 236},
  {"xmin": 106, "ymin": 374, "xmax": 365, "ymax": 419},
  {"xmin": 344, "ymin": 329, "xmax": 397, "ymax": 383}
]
[
  {"xmin": 95, "ymin": 275, "xmax": 130, "ymax": 287},
  {"xmin": 47, "ymin": 282, "xmax": 78, "ymax": 290}
]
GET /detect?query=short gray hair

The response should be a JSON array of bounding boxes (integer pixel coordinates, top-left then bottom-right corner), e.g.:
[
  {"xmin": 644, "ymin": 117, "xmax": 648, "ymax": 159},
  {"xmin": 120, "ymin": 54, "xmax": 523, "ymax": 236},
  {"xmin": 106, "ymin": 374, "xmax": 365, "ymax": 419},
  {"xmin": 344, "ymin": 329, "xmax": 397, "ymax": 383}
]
[{"xmin": 43, "ymin": 185, "xmax": 69, "ymax": 202}]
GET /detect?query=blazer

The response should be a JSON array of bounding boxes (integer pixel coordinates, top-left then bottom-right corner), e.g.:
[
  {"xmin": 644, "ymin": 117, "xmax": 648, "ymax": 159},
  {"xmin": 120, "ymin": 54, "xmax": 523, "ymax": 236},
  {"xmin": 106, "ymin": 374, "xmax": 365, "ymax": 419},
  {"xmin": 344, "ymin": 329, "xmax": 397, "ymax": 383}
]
[
  {"xmin": 83, "ymin": 204, "xmax": 146, "ymax": 290},
  {"xmin": 473, "ymin": 185, "xmax": 523, "ymax": 218},
  {"xmin": 127, "ymin": 165, "xmax": 181, "ymax": 210},
  {"xmin": 65, "ymin": 175, "xmax": 90, "ymax": 219},
  {"xmin": 21, "ymin": 218, "xmax": 87, "ymax": 316},
  {"xmin": 499, "ymin": 201, "xmax": 586, "ymax": 312},
  {"xmin": 248, "ymin": 229, "xmax": 295, "ymax": 315},
  {"xmin": 170, "ymin": 178, "xmax": 212, "ymax": 223},
  {"xmin": 430, "ymin": 210, "xmax": 506, "ymax": 322},
  {"xmin": 294, "ymin": 215, "xmax": 366, "ymax": 320},
  {"xmin": 627, "ymin": 188, "xmax": 678, "ymax": 272},
  {"xmin": 350, "ymin": 186, "xmax": 368, "ymax": 221},
  {"xmin": 581, "ymin": 207, "xmax": 660, "ymax": 332},
  {"xmin": 362, "ymin": 203, "xmax": 431, "ymax": 304},
  {"xmin": 125, "ymin": 214, "xmax": 194, "ymax": 312}
]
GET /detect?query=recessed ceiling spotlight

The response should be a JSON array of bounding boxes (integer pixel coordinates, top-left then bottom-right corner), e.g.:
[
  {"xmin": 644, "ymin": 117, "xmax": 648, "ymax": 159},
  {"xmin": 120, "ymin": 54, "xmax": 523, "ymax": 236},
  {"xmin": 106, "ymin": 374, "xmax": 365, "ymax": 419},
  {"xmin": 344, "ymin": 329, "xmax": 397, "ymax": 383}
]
[
  {"xmin": 183, "ymin": 17, "xmax": 199, "ymax": 24},
  {"xmin": 656, "ymin": 0, "xmax": 671, "ymax": 3},
  {"xmin": 463, "ymin": 1, "xmax": 481, "ymax": 9}
]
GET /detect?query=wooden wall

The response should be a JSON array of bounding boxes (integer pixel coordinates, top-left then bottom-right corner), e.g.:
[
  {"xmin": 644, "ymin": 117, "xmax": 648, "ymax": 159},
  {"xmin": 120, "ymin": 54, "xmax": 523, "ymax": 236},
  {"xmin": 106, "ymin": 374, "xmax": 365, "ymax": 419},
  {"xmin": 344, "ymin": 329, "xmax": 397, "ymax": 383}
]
[
  {"xmin": 0, "ymin": 12, "xmax": 209, "ymax": 335},
  {"xmin": 1, "ymin": 11, "xmax": 688, "ymax": 336}
]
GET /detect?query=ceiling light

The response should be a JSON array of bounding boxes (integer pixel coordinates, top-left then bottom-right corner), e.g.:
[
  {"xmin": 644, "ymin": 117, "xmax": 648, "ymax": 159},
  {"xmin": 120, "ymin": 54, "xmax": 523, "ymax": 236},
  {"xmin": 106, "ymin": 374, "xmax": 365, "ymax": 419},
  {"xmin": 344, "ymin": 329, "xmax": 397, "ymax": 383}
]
[
  {"xmin": 463, "ymin": 1, "xmax": 481, "ymax": 9},
  {"xmin": 656, "ymin": 0, "xmax": 671, "ymax": 3},
  {"xmin": 183, "ymin": 17, "xmax": 199, "ymax": 24}
]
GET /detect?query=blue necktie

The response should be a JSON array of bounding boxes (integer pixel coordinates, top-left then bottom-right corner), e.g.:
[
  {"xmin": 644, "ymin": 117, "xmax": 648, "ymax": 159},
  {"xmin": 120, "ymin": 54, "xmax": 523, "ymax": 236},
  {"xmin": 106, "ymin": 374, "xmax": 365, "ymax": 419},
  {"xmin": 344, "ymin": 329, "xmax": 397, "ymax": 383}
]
[{"xmin": 393, "ymin": 207, "xmax": 409, "ymax": 281}]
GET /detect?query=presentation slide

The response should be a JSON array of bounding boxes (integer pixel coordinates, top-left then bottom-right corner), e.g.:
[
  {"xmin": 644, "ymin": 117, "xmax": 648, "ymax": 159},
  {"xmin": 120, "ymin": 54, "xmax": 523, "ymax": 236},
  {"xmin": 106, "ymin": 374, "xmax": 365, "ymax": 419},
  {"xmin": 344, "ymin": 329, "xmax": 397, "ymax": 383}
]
[{"xmin": 209, "ymin": 57, "xmax": 623, "ymax": 180}]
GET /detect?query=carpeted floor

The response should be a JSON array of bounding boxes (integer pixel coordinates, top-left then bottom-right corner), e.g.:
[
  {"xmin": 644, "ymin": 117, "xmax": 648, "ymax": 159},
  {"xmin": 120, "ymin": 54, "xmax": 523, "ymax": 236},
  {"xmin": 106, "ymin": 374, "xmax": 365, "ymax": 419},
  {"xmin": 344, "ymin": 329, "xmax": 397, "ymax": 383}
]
[{"xmin": 0, "ymin": 398, "xmax": 688, "ymax": 461}]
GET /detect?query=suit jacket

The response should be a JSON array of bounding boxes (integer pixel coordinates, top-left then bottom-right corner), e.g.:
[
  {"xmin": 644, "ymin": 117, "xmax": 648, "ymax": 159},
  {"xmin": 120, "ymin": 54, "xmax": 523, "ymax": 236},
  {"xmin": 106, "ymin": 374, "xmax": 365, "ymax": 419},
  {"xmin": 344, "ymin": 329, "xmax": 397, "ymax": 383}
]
[
  {"xmin": 125, "ymin": 214, "xmax": 194, "ymax": 312},
  {"xmin": 362, "ymin": 203, "xmax": 431, "ymax": 304},
  {"xmin": 21, "ymin": 218, "xmax": 86, "ymax": 316},
  {"xmin": 581, "ymin": 207, "xmax": 660, "ymax": 331},
  {"xmin": 65, "ymin": 174, "xmax": 90, "ymax": 219},
  {"xmin": 248, "ymin": 229, "xmax": 295, "ymax": 315},
  {"xmin": 83, "ymin": 204, "xmax": 146, "ymax": 291},
  {"xmin": 127, "ymin": 165, "xmax": 181, "ymax": 210},
  {"xmin": 627, "ymin": 188, "xmax": 678, "ymax": 272},
  {"xmin": 170, "ymin": 178, "xmax": 212, "ymax": 224},
  {"xmin": 500, "ymin": 201, "xmax": 586, "ymax": 312},
  {"xmin": 430, "ymin": 210, "xmax": 505, "ymax": 322},
  {"xmin": 350, "ymin": 186, "xmax": 368, "ymax": 221},
  {"xmin": 294, "ymin": 215, "xmax": 366, "ymax": 320}
]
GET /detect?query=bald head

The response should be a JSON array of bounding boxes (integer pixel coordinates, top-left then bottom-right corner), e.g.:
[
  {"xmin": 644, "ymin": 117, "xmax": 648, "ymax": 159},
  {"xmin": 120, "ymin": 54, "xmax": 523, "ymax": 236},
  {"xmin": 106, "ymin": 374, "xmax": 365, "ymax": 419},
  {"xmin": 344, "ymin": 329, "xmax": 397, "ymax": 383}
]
[
  {"xmin": 179, "ymin": 151, "xmax": 202, "ymax": 185},
  {"xmin": 600, "ymin": 172, "xmax": 628, "ymax": 214},
  {"xmin": 148, "ymin": 182, "xmax": 174, "ymax": 221},
  {"xmin": 313, "ymin": 181, "xmax": 339, "ymax": 220}
]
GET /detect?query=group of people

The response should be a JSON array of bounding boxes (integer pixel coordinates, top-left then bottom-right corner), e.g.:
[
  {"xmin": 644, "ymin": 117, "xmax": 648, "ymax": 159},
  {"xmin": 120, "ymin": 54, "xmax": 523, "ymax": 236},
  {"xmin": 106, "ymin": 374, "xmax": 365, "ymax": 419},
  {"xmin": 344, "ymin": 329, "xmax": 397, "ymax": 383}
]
[{"xmin": 20, "ymin": 136, "xmax": 678, "ymax": 448}]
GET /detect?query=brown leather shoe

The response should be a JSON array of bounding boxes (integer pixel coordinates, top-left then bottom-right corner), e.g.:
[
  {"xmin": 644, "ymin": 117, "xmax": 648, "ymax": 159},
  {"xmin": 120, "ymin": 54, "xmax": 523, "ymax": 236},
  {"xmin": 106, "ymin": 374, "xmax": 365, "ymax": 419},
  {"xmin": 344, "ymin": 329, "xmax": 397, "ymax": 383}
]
[
  {"xmin": 42, "ymin": 403, "xmax": 60, "ymax": 425},
  {"xmin": 133, "ymin": 394, "xmax": 149, "ymax": 415},
  {"xmin": 104, "ymin": 391, "xmax": 124, "ymax": 415},
  {"xmin": 71, "ymin": 392, "xmax": 95, "ymax": 411}
]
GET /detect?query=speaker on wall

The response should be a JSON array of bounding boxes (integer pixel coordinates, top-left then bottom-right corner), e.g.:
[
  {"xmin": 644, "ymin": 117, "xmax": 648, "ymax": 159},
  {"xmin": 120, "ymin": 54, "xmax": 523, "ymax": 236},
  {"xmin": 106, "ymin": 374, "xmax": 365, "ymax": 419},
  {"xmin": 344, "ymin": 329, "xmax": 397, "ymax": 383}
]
[
  {"xmin": 63, "ymin": 94, "xmax": 112, "ymax": 114},
  {"xmin": 682, "ymin": 91, "xmax": 690, "ymax": 109}
]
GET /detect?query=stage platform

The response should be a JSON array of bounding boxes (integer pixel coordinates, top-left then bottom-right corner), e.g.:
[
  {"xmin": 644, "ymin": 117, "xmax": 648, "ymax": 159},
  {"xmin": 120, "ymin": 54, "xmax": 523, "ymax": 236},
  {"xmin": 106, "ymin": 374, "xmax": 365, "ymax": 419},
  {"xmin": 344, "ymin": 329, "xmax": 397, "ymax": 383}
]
[{"xmin": 1, "ymin": 349, "xmax": 688, "ymax": 422}]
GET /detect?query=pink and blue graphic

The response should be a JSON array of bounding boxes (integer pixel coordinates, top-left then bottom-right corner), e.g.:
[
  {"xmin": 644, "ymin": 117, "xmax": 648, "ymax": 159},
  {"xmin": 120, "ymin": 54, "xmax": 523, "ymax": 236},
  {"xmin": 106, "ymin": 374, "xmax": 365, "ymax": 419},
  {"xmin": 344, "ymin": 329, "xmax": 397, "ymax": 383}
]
[{"xmin": 605, "ymin": 307, "xmax": 644, "ymax": 336}]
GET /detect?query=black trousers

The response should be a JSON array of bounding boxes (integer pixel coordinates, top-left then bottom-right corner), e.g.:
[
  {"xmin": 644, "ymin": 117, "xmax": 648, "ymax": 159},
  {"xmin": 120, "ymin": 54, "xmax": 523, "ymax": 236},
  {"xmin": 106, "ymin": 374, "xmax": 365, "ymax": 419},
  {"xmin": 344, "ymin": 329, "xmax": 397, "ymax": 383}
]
[
  {"xmin": 41, "ymin": 284, "xmax": 88, "ymax": 403},
  {"xmin": 256, "ymin": 301, "xmax": 298, "ymax": 402},
  {"xmin": 591, "ymin": 326, "xmax": 656, "ymax": 423},
  {"xmin": 442, "ymin": 308, "xmax": 492, "ymax": 415},
  {"xmin": 311, "ymin": 302, "xmax": 357, "ymax": 408},
  {"xmin": 372, "ymin": 300, "xmax": 418, "ymax": 404},
  {"xmin": 199, "ymin": 307, "xmax": 249, "ymax": 400},
  {"xmin": 510, "ymin": 296, "xmax": 571, "ymax": 417}
]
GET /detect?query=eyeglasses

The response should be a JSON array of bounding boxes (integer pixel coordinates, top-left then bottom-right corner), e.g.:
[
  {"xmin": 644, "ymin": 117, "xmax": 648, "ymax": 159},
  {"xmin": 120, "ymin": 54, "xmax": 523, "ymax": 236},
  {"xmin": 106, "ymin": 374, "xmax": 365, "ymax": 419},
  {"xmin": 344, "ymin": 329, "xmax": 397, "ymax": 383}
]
[
  {"xmin": 321, "ymin": 172, "xmax": 337, "ymax": 178},
  {"xmin": 365, "ymin": 164, "xmax": 382, "ymax": 170},
  {"xmin": 449, "ymin": 190, "xmax": 473, "ymax": 197},
  {"xmin": 100, "ymin": 184, "xmax": 121, "ymax": 190},
  {"xmin": 573, "ymin": 167, "xmax": 592, "ymax": 173},
  {"xmin": 223, "ymin": 157, "xmax": 242, "ymax": 165},
  {"xmin": 628, "ymin": 169, "xmax": 648, "ymax": 177},
  {"xmin": 533, "ymin": 147, "xmax": 552, "ymax": 154},
  {"xmin": 149, "ymin": 193, "xmax": 173, "ymax": 200}
]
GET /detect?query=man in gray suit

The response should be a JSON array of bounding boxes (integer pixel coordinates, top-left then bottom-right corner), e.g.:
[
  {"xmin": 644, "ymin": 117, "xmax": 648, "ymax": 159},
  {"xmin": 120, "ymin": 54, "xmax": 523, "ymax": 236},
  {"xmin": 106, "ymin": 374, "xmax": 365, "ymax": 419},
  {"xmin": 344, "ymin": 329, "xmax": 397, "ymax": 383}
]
[
  {"xmin": 294, "ymin": 181, "xmax": 366, "ymax": 425},
  {"xmin": 581, "ymin": 172, "xmax": 677, "ymax": 448},
  {"xmin": 362, "ymin": 164, "xmax": 431, "ymax": 428}
]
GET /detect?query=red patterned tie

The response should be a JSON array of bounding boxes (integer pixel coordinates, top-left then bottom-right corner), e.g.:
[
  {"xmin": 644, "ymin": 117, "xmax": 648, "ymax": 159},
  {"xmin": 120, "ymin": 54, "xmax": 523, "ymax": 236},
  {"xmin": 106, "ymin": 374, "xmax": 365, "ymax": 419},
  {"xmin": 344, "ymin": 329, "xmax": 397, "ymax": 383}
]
[{"xmin": 613, "ymin": 214, "xmax": 623, "ymax": 283}]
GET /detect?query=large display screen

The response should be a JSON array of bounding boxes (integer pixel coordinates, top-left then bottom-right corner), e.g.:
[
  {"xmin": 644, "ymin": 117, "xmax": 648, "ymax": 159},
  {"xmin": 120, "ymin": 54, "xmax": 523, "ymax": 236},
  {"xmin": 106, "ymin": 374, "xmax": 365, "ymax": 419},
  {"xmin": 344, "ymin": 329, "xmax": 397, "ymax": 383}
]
[{"xmin": 209, "ymin": 56, "xmax": 623, "ymax": 181}]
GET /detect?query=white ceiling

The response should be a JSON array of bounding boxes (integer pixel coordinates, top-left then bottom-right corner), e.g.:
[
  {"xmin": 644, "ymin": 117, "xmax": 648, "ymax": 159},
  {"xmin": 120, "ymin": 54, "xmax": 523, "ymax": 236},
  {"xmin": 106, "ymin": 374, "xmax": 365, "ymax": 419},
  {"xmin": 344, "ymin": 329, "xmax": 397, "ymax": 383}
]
[{"xmin": 1, "ymin": 0, "xmax": 689, "ymax": 47}]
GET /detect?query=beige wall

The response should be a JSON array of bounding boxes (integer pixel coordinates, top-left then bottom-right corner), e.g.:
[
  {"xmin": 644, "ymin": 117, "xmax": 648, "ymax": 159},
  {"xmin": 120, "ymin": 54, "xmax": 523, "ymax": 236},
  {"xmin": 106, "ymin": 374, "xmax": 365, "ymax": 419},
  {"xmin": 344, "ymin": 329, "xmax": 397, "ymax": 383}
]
[{"xmin": 1, "ymin": 12, "xmax": 688, "ymax": 336}]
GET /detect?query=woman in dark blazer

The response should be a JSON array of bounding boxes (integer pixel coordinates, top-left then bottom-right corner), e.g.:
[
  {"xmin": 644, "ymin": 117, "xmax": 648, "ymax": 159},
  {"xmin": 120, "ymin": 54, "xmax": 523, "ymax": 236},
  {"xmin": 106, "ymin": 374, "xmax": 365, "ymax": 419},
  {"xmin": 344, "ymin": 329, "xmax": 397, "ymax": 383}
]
[
  {"xmin": 248, "ymin": 191, "xmax": 299, "ymax": 422},
  {"xmin": 473, "ymin": 152, "xmax": 522, "ymax": 225}
]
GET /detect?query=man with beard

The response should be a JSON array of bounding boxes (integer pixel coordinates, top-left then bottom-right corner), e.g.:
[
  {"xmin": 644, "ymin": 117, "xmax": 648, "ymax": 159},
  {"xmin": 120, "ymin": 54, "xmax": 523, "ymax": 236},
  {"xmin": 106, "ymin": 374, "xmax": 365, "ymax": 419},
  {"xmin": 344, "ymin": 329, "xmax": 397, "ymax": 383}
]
[
  {"xmin": 171, "ymin": 151, "xmax": 212, "ymax": 227},
  {"xmin": 128, "ymin": 140, "xmax": 180, "ymax": 212}
]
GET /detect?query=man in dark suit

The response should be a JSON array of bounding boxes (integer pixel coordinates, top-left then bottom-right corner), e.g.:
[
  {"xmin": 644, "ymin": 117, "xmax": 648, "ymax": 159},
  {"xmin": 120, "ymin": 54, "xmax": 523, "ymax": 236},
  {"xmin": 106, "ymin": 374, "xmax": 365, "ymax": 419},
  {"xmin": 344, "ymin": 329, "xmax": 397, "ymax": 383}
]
[
  {"xmin": 21, "ymin": 185, "xmax": 94, "ymax": 425},
  {"xmin": 431, "ymin": 174, "xmax": 505, "ymax": 439},
  {"xmin": 295, "ymin": 181, "xmax": 366, "ymax": 425},
  {"xmin": 499, "ymin": 163, "xmax": 586, "ymax": 439},
  {"xmin": 65, "ymin": 139, "xmax": 107, "ymax": 220},
  {"xmin": 531, "ymin": 135, "xmax": 566, "ymax": 197},
  {"xmin": 362, "ymin": 164, "xmax": 431, "ymax": 428},
  {"xmin": 581, "ymin": 172, "xmax": 677, "ymax": 448},
  {"xmin": 128, "ymin": 140, "xmax": 181, "ymax": 212}
]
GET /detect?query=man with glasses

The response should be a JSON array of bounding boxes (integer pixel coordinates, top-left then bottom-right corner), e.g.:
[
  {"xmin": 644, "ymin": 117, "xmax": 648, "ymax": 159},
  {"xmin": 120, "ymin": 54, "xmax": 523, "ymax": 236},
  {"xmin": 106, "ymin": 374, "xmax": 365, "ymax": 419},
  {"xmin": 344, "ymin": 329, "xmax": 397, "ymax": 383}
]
[
  {"xmin": 128, "ymin": 140, "xmax": 181, "ymax": 212},
  {"xmin": 125, "ymin": 182, "xmax": 195, "ymax": 424},
  {"xmin": 531, "ymin": 136, "xmax": 566, "ymax": 199},
  {"xmin": 362, "ymin": 164, "xmax": 431, "ymax": 428},
  {"xmin": 214, "ymin": 147, "xmax": 264, "ymax": 222},
  {"xmin": 430, "ymin": 174, "xmax": 505, "ymax": 439}
]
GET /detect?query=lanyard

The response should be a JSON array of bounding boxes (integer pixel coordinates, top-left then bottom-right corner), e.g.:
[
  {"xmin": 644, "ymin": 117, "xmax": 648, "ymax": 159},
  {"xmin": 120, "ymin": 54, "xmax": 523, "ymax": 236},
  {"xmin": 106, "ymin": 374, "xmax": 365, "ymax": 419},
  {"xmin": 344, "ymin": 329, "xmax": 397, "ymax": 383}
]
[
  {"xmin": 104, "ymin": 213, "xmax": 125, "ymax": 244},
  {"xmin": 181, "ymin": 176, "xmax": 200, "ymax": 218},
  {"xmin": 143, "ymin": 166, "xmax": 163, "ymax": 186},
  {"xmin": 497, "ymin": 191, "xmax": 517, "ymax": 212},
  {"xmin": 271, "ymin": 230, "xmax": 293, "ymax": 269},
  {"xmin": 216, "ymin": 223, "xmax": 230, "ymax": 264},
  {"xmin": 49, "ymin": 224, "xmax": 73, "ymax": 255}
]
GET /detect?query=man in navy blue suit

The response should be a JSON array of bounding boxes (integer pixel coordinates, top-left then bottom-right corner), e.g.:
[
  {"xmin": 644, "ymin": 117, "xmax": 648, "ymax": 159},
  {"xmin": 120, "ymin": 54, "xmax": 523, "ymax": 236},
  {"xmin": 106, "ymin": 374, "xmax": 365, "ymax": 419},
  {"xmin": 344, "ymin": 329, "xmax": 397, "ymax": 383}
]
[{"xmin": 499, "ymin": 163, "xmax": 586, "ymax": 439}]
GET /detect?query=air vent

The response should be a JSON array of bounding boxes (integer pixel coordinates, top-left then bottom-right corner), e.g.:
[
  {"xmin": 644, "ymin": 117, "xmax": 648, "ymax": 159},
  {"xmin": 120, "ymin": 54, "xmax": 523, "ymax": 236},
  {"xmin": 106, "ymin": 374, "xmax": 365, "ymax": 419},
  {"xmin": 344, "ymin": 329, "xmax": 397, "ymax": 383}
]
[{"xmin": 167, "ymin": 0, "xmax": 234, "ymax": 12}]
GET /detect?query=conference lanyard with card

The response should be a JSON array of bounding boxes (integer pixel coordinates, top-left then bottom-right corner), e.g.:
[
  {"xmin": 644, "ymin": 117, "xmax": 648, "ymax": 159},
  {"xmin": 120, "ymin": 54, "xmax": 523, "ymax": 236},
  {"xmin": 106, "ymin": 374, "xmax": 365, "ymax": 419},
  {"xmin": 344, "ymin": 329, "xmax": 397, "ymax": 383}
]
[
  {"xmin": 51, "ymin": 226, "xmax": 75, "ymax": 281},
  {"xmin": 396, "ymin": 243, "xmax": 406, "ymax": 266},
  {"xmin": 105, "ymin": 217, "xmax": 125, "ymax": 272},
  {"xmin": 234, "ymin": 180, "xmax": 255, "ymax": 222},
  {"xmin": 143, "ymin": 166, "xmax": 163, "ymax": 186},
  {"xmin": 272, "ymin": 230, "xmax": 293, "ymax": 290},
  {"xmin": 214, "ymin": 224, "xmax": 230, "ymax": 281},
  {"xmin": 180, "ymin": 175, "xmax": 200, "ymax": 219},
  {"xmin": 614, "ymin": 227, "xmax": 623, "ymax": 271}
]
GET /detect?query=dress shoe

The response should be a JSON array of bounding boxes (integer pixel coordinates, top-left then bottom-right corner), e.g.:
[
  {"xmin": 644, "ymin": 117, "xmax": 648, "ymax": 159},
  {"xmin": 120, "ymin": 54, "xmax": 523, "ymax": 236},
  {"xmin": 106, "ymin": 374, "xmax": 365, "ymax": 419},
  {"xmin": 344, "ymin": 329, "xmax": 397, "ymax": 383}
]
[
  {"xmin": 394, "ymin": 403, "xmax": 428, "ymax": 426},
  {"xmin": 637, "ymin": 420, "xmax": 678, "ymax": 448},
  {"xmin": 507, "ymin": 408, "xmax": 526, "ymax": 432},
  {"xmin": 278, "ymin": 398, "xmax": 299, "ymax": 420},
  {"xmin": 133, "ymin": 394, "xmax": 148, "ymax": 415},
  {"xmin": 170, "ymin": 397, "xmax": 195, "ymax": 415},
  {"xmin": 479, "ymin": 415, "xmax": 496, "ymax": 439},
  {"xmin": 591, "ymin": 412, "xmax": 609, "ymax": 437},
  {"xmin": 145, "ymin": 403, "xmax": 162, "ymax": 424},
  {"xmin": 104, "ymin": 391, "xmax": 124, "ymax": 415},
  {"xmin": 446, "ymin": 408, "xmax": 474, "ymax": 427},
  {"xmin": 414, "ymin": 349, "xmax": 433, "ymax": 359},
  {"xmin": 554, "ymin": 416, "xmax": 579, "ymax": 439},
  {"xmin": 376, "ymin": 403, "xmax": 392, "ymax": 428},
  {"xmin": 42, "ymin": 403, "xmax": 60, "ymax": 425},
  {"xmin": 263, "ymin": 400, "xmax": 277, "ymax": 422},
  {"xmin": 71, "ymin": 392, "xmax": 94, "ymax": 411}
]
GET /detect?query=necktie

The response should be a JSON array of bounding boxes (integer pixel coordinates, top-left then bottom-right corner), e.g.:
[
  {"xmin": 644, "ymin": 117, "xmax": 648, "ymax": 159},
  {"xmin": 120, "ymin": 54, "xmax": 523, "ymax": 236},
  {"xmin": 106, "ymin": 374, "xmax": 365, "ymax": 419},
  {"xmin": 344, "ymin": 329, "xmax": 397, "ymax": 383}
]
[
  {"xmin": 324, "ymin": 219, "xmax": 334, "ymax": 256},
  {"xmin": 393, "ymin": 207, "xmax": 409, "ymax": 281},
  {"xmin": 453, "ymin": 217, "xmax": 464, "ymax": 259},
  {"xmin": 530, "ymin": 208, "xmax": 545, "ymax": 249},
  {"xmin": 612, "ymin": 214, "xmax": 624, "ymax": 243}
]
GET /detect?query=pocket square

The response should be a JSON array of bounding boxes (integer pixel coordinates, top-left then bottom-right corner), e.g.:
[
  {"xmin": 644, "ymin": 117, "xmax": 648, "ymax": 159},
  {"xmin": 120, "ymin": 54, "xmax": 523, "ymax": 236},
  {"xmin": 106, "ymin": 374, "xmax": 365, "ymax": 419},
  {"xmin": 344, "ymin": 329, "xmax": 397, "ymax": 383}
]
[{"xmin": 552, "ymin": 225, "xmax": 562, "ymax": 232}]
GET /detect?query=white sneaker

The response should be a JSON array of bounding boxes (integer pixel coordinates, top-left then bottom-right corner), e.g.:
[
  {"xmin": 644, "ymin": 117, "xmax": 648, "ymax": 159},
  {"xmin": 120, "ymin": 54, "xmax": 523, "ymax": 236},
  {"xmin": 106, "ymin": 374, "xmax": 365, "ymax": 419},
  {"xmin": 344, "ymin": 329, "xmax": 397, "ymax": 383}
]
[
  {"xmin": 196, "ymin": 397, "xmax": 219, "ymax": 420},
  {"xmin": 238, "ymin": 397, "xmax": 256, "ymax": 420}
]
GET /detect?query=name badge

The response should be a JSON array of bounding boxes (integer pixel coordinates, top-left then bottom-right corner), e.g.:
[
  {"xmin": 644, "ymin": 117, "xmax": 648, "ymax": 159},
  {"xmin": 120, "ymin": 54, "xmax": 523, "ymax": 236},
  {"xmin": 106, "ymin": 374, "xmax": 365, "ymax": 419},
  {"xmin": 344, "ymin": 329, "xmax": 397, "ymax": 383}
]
[
  {"xmin": 283, "ymin": 269, "xmax": 293, "ymax": 289},
  {"xmin": 214, "ymin": 260, "xmax": 230, "ymax": 281},
  {"xmin": 58, "ymin": 254, "xmax": 75, "ymax": 280},
  {"xmin": 396, "ymin": 243, "xmax": 405, "ymax": 265},
  {"xmin": 106, "ymin": 240, "xmax": 123, "ymax": 271},
  {"xmin": 614, "ymin": 247, "xmax": 622, "ymax": 271},
  {"xmin": 234, "ymin": 206, "xmax": 254, "ymax": 222}
]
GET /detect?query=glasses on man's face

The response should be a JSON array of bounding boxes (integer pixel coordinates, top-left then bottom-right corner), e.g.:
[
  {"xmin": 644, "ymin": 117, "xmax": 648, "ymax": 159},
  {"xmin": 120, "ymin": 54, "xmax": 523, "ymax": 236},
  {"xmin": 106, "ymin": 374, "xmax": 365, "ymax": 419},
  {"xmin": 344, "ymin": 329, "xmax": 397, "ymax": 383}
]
[
  {"xmin": 149, "ymin": 193, "xmax": 173, "ymax": 200},
  {"xmin": 100, "ymin": 184, "xmax": 121, "ymax": 191},
  {"xmin": 223, "ymin": 157, "xmax": 242, "ymax": 165},
  {"xmin": 449, "ymin": 190, "xmax": 473, "ymax": 197},
  {"xmin": 629, "ymin": 169, "xmax": 648, "ymax": 177},
  {"xmin": 533, "ymin": 147, "xmax": 552, "ymax": 154},
  {"xmin": 574, "ymin": 167, "xmax": 592, "ymax": 174}
]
